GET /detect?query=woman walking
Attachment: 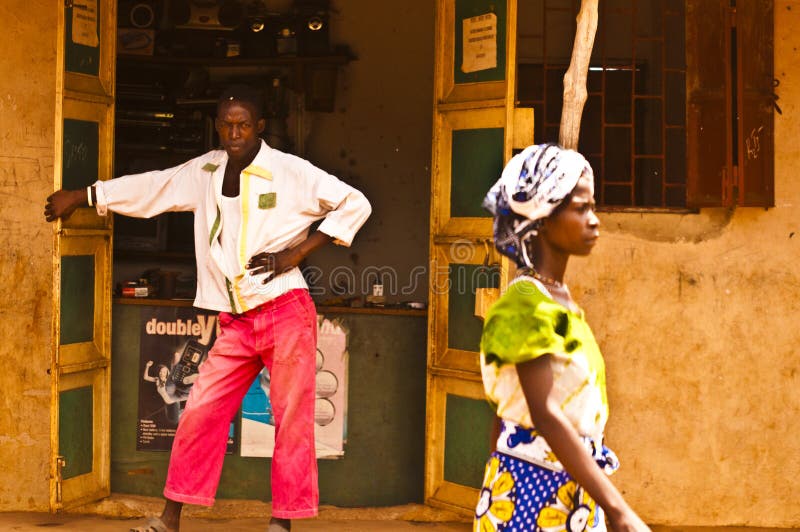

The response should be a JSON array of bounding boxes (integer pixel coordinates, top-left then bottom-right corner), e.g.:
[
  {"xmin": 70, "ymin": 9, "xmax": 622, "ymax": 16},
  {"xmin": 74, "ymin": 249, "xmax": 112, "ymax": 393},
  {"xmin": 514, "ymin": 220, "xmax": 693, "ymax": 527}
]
[{"xmin": 475, "ymin": 144, "xmax": 649, "ymax": 532}]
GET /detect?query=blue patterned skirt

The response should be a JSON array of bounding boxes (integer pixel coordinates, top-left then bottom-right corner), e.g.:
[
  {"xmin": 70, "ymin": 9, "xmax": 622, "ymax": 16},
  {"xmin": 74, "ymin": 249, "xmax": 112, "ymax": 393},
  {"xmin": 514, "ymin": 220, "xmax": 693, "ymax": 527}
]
[{"xmin": 473, "ymin": 421, "xmax": 619, "ymax": 532}]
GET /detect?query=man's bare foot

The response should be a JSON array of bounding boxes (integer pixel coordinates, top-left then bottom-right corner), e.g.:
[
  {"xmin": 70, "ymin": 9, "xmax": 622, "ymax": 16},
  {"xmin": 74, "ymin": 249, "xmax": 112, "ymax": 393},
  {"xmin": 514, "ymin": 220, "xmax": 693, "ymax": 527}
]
[
  {"xmin": 127, "ymin": 498, "xmax": 181, "ymax": 532},
  {"xmin": 129, "ymin": 516, "xmax": 174, "ymax": 532},
  {"xmin": 268, "ymin": 517, "xmax": 291, "ymax": 531},
  {"xmin": 159, "ymin": 498, "xmax": 183, "ymax": 532}
]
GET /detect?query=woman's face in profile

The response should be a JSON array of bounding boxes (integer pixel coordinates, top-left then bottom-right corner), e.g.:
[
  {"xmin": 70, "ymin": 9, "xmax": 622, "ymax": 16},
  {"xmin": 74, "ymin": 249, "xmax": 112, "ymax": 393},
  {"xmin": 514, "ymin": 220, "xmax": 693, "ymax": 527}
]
[{"xmin": 541, "ymin": 175, "xmax": 600, "ymax": 256}]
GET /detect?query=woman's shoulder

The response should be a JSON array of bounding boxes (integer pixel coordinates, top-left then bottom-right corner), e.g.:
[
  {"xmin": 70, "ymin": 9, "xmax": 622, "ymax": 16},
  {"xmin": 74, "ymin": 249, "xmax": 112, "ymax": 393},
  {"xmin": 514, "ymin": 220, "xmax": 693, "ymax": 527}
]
[
  {"xmin": 489, "ymin": 278, "xmax": 564, "ymax": 320},
  {"xmin": 481, "ymin": 279, "xmax": 568, "ymax": 360}
]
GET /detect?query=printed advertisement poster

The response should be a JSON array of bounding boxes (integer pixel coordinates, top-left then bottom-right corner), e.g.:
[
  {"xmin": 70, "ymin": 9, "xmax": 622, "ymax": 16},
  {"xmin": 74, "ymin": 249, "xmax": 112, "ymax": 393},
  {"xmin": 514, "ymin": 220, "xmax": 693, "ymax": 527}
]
[
  {"xmin": 240, "ymin": 317, "xmax": 348, "ymax": 458},
  {"xmin": 136, "ymin": 307, "xmax": 236, "ymax": 452}
]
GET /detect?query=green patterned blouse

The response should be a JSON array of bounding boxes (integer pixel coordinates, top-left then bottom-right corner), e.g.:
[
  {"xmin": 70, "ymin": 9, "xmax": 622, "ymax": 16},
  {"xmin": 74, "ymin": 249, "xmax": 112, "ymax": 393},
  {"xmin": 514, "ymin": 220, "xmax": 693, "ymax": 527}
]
[{"xmin": 480, "ymin": 276, "xmax": 609, "ymax": 440}]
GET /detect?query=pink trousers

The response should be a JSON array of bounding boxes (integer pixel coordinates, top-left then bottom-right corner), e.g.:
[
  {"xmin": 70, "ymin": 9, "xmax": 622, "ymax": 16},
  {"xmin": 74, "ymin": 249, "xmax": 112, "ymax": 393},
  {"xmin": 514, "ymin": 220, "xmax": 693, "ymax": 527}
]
[{"xmin": 164, "ymin": 288, "xmax": 319, "ymax": 519}]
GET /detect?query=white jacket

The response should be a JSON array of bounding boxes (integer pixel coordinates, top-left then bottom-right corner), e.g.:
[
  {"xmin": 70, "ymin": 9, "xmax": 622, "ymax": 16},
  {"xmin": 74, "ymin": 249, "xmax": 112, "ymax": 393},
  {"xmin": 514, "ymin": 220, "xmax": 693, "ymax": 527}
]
[{"xmin": 95, "ymin": 141, "xmax": 371, "ymax": 312}]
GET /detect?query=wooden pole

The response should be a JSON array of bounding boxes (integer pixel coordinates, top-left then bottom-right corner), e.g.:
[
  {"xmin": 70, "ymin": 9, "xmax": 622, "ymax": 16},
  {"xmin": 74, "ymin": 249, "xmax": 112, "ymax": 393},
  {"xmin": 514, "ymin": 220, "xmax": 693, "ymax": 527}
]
[{"xmin": 559, "ymin": 0, "xmax": 599, "ymax": 150}]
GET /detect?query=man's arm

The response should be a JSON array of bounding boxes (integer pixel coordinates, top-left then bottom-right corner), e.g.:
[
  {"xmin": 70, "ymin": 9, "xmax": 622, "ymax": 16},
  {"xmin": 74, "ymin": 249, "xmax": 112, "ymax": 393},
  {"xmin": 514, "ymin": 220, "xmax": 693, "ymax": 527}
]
[
  {"xmin": 245, "ymin": 158, "xmax": 371, "ymax": 284},
  {"xmin": 44, "ymin": 186, "xmax": 95, "ymax": 222},
  {"xmin": 44, "ymin": 157, "xmax": 205, "ymax": 223},
  {"xmin": 299, "ymin": 158, "xmax": 372, "ymax": 247},
  {"xmin": 247, "ymin": 231, "xmax": 333, "ymax": 284}
]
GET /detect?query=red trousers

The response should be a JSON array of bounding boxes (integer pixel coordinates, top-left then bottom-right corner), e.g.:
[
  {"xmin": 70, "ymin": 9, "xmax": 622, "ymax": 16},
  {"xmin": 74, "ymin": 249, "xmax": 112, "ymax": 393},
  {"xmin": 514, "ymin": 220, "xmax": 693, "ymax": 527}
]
[{"xmin": 164, "ymin": 289, "xmax": 319, "ymax": 518}]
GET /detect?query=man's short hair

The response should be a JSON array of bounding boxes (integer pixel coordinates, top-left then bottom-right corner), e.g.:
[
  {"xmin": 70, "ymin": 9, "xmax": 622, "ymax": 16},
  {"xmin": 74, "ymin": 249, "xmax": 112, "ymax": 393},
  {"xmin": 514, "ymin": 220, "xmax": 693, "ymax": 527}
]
[{"xmin": 217, "ymin": 84, "xmax": 264, "ymax": 120}]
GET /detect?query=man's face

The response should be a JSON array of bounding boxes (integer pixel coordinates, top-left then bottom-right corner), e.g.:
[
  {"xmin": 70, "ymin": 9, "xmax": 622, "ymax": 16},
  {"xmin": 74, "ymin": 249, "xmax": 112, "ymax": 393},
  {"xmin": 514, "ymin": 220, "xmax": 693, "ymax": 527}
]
[{"xmin": 215, "ymin": 101, "xmax": 265, "ymax": 161}]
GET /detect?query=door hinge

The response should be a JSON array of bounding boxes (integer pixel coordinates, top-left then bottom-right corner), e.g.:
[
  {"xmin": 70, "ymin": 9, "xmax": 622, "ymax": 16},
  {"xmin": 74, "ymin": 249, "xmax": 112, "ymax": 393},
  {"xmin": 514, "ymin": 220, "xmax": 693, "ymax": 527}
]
[
  {"xmin": 55, "ymin": 455, "xmax": 66, "ymax": 505},
  {"xmin": 64, "ymin": 0, "xmax": 73, "ymax": 8}
]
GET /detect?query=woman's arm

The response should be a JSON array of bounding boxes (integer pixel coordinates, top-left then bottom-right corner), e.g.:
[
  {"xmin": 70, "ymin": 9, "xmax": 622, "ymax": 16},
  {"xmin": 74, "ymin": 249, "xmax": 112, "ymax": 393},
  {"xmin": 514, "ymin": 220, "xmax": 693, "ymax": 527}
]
[
  {"xmin": 516, "ymin": 355, "xmax": 650, "ymax": 532},
  {"xmin": 142, "ymin": 361, "xmax": 156, "ymax": 382},
  {"xmin": 156, "ymin": 387, "xmax": 181, "ymax": 405}
]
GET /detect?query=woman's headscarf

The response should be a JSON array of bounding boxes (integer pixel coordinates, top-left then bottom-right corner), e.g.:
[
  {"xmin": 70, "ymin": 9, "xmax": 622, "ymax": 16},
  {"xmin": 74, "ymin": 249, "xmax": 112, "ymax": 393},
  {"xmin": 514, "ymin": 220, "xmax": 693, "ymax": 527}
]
[{"xmin": 482, "ymin": 143, "xmax": 593, "ymax": 268}]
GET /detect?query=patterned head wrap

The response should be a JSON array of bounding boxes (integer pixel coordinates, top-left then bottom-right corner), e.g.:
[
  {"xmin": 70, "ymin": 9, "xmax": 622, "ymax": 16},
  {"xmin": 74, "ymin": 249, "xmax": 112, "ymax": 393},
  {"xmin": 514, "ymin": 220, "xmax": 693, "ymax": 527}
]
[{"xmin": 483, "ymin": 143, "xmax": 594, "ymax": 268}]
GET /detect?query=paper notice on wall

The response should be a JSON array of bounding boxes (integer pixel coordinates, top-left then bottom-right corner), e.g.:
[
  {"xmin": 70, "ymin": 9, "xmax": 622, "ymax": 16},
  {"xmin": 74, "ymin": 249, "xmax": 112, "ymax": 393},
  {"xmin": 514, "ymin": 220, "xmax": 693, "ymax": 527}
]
[
  {"xmin": 72, "ymin": 0, "xmax": 99, "ymax": 48},
  {"xmin": 462, "ymin": 13, "xmax": 497, "ymax": 74}
]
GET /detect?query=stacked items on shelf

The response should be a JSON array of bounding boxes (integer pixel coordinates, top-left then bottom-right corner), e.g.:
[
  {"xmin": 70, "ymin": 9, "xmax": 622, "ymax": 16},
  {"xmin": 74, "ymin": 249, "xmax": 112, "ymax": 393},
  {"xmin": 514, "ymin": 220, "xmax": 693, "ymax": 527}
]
[{"xmin": 117, "ymin": 0, "xmax": 333, "ymax": 60}]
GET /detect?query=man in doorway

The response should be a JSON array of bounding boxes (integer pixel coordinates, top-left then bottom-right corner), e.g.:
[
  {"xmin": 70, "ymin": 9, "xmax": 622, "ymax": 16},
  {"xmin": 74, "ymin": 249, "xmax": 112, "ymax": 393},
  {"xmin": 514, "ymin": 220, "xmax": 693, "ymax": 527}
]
[{"xmin": 45, "ymin": 84, "xmax": 371, "ymax": 532}]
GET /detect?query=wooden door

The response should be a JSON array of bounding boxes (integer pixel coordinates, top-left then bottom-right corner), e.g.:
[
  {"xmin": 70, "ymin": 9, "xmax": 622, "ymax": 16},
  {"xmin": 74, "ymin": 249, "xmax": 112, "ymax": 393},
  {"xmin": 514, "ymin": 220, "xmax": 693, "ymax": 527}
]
[
  {"xmin": 425, "ymin": 0, "xmax": 532, "ymax": 515},
  {"xmin": 51, "ymin": 0, "xmax": 116, "ymax": 510}
]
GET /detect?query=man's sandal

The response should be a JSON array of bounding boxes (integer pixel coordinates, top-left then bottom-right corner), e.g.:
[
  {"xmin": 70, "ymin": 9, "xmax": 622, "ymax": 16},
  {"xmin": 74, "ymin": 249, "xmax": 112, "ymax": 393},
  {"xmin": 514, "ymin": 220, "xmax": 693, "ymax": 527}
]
[{"xmin": 129, "ymin": 516, "xmax": 170, "ymax": 532}]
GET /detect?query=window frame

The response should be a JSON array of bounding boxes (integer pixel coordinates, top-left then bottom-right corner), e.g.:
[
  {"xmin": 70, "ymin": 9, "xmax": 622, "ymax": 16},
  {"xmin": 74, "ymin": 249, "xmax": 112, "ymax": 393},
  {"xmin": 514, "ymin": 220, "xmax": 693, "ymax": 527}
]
[{"xmin": 515, "ymin": 0, "xmax": 774, "ymax": 211}]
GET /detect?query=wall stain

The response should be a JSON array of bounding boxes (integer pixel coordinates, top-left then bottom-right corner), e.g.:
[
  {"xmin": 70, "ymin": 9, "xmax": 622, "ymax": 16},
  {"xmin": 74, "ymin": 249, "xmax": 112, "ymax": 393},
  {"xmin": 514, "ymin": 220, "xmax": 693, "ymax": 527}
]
[{"xmin": 602, "ymin": 207, "xmax": 735, "ymax": 244}]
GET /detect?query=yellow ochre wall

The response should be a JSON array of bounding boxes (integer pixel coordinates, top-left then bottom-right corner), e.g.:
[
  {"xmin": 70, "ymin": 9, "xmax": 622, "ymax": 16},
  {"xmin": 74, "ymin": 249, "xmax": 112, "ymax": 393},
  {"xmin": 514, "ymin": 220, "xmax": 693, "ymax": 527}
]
[
  {"xmin": 0, "ymin": 0, "xmax": 57, "ymax": 511},
  {"xmin": 567, "ymin": 3, "xmax": 798, "ymax": 526}
]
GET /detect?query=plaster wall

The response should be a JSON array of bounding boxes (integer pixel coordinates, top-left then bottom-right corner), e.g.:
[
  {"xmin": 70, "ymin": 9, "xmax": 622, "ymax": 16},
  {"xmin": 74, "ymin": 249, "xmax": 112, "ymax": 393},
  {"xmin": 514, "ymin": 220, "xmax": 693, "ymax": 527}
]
[
  {"xmin": 301, "ymin": 0, "xmax": 434, "ymax": 305},
  {"xmin": 568, "ymin": 3, "xmax": 799, "ymax": 526},
  {"xmin": 0, "ymin": 0, "xmax": 57, "ymax": 510}
]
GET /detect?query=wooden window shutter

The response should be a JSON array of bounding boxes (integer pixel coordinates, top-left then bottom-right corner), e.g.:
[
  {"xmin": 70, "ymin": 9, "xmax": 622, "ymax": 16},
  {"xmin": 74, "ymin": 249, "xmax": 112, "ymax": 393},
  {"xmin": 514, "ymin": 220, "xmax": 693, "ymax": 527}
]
[
  {"xmin": 736, "ymin": 0, "xmax": 774, "ymax": 207},
  {"xmin": 686, "ymin": 0, "xmax": 730, "ymax": 208}
]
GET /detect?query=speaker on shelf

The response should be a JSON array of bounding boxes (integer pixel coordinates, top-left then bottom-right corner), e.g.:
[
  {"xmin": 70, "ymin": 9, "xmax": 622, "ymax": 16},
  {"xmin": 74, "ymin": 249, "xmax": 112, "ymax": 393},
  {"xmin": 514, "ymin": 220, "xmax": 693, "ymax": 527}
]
[
  {"xmin": 241, "ymin": 16, "xmax": 279, "ymax": 57},
  {"xmin": 293, "ymin": 0, "xmax": 329, "ymax": 56},
  {"xmin": 118, "ymin": 0, "xmax": 163, "ymax": 29},
  {"xmin": 118, "ymin": 0, "xmax": 162, "ymax": 55}
]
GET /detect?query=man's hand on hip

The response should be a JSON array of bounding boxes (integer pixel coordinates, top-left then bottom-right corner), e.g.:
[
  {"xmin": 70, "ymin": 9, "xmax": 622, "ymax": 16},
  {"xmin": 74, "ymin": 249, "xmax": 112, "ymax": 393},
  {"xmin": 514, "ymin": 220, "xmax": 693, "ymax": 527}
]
[{"xmin": 246, "ymin": 248, "xmax": 303, "ymax": 285}]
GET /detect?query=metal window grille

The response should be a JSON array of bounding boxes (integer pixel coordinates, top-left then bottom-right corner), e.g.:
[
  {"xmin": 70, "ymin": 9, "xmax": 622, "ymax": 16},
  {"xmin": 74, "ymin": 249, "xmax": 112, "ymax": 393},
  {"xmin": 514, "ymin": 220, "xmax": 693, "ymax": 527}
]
[{"xmin": 517, "ymin": 0, "xmax": 687, "ymax": 209}]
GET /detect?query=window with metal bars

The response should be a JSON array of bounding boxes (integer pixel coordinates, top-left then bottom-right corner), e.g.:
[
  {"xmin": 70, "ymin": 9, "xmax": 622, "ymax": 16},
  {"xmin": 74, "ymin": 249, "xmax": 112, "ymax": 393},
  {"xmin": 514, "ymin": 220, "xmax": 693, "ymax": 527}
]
[{"xmin": 516, "ymin": 0, "xmax": 774, "ymax": 210}]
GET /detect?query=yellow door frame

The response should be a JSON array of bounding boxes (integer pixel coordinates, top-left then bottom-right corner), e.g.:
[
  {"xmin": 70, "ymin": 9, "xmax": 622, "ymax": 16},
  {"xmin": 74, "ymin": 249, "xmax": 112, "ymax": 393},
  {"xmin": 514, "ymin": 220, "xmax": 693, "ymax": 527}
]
[
  {"xmin": 51, "ymin": 0, "xmax": 116, "ymax": 510},
  {"xmin": 426, "ymin": 0, "xmax": 532, "ymax": 515}
]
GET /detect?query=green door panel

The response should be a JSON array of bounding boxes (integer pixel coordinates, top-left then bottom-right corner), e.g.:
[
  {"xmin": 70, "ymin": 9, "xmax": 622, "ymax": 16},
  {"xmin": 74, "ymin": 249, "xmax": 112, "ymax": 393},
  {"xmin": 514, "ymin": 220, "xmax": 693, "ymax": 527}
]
[
  {"xmin": 60, "ymin": 255, "xmax": 95, "ymax": 345},
  {"xmin": 448, "ymin": 264, "xmax": 499, "ymax": 352},
  {"xmin": 444, "ymin": 393, "xmax": 495, "ymax": 488},
  {"xmin": 62, "ymin": 119, "xmax": 99, "ymax": 191},
  {"xmin": 59, "ymin": 386, "xmax": 94, "ymax": 480},
  {"xmin": 451, "ymin": 128, "xmax": 505, "ymax": 217}
]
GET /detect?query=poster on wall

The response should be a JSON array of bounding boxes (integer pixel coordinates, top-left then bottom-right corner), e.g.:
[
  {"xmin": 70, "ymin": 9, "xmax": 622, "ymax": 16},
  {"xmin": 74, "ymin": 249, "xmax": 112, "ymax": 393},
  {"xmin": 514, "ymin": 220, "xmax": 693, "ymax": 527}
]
[
  {"xmin": 240, "ymin": 317, "xmax": 348, "ymax": 458},
  {"xmin": 71, "ymin": 0, "xmax": 99, "ymax": 47},
  {"xmin": 461, "ymin": 12, "xmax": 497, "ymax": 73},
  {"xmin": 136, "ymin": 307, "xmax": 236, "ymax": 453}
]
